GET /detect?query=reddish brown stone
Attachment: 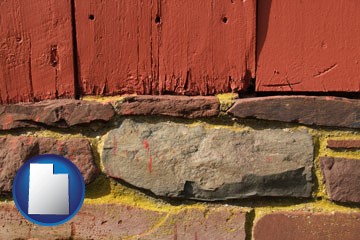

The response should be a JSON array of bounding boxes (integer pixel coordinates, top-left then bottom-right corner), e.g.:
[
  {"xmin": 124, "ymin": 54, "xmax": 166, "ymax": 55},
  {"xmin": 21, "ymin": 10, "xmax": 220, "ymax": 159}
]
[
  {"xmin": 0, "ymin": 99, "xmax": 115, "ymax": 130},
  {"xmin": 320, "ymin": 157, "xmax": 360, "ymax": 203},
  {"xmin": 327, "ymin": 139, "xmax": 360, "ymax": 149},
  {"xmin": 253, "ymin": 212, "xmax": 360, "ymax": 240},
  {"xmin": 0, "ymin": 136, "xmax": 98, "ymax": 192},
  {"xmin": 0, "ymin": 202, "xmax": 246, "ymax": 239},
  {"xmin": 228, "ymin": 96, "xmax": 360, "ymax": 129},
  {"xmin": 114, "ymin": 95, "xmax": 220, "ymax": 118}
]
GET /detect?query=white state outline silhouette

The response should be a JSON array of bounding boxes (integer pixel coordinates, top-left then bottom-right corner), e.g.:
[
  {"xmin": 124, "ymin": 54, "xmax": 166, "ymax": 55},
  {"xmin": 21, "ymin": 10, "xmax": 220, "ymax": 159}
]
[{"xmin": 28, "ymin": 163, "xmax": 69, "ymax": 215}]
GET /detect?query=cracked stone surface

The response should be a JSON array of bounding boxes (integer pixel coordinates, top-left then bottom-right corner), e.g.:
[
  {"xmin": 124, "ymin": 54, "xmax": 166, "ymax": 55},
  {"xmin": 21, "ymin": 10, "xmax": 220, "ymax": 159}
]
[
  {"xmin": 0, "ymin": 136, "xmax": 98, "ymax": 192},
  {"xmin": 102, "ymin": 119, "xmax": 313, "ymax": 200},
  {"xmin": 0, "ymin": 99, "xmax": 115, "ymax": 129}
]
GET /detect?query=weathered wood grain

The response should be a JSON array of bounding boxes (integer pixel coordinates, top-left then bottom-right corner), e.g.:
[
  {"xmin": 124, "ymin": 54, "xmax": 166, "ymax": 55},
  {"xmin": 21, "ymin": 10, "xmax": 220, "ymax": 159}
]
[
  {"xmin": 75, "ymin": 0, "xmax": 256, "ymax": 96},
  {"xmin": 75, "ymin": 0, "xmax": 155, "ymax": 95},
  {"xmin": 0, "ymin": 0, "xmax": 75, "ymax": 103},
  {"xmin": 257, "ymin": 0, "xmax": 360, "ymax": 92},
  {"xmin": 158, "ymin": 0, "xmax": 256, "ymax": 95}
]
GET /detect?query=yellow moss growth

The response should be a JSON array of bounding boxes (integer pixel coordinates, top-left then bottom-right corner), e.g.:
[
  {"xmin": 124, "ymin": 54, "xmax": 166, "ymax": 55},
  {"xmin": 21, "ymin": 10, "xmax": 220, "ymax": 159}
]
[
  {"xmin": 82, "ymin": 95, "xmax": 129, "ymax": 103},
  {"xmin": 306, "ymin": 129, "xmax": 360, "ymax": 198},
  {"xmin": 216, "ymin": 93, "xmax": 239, "ymax": 112}
]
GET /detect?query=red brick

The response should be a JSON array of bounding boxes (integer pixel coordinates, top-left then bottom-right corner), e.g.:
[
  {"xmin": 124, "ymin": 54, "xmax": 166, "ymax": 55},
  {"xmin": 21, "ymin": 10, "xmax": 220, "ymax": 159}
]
[
  {"xmin": 327, "ymin": 140, "xmax": 360, "ymax": 149},
  {"xmin": 253, "ymin": 212, "xmax": 360, "ymax": 240},
  {"xmin": 320, "ymin": 157, "xmax": 360, "ymax": 203},
  {"xmin": 0, "ymin": 202, "xmax": 246, "ymax": 239},
  {"xmin": 0, "ymin": 203, "xmax": 71, "ymax": 239},
  {"xmin": 113, "ymin": 95, "xmax": 220, "ymax": 118},
  {"xmin": 228, "ymin": 96, "xmax": 360, "ymax": 129},
  {"xmin": 257, "ymin": 0, "xmax": 360, "ymax": 92},
  {"xmin": 145, "ymin": 207, "xmax": 246, "ymax": 240},
  {"xmin": 70, "ymin": 204, "xmax": 167, "ymax": 239}
]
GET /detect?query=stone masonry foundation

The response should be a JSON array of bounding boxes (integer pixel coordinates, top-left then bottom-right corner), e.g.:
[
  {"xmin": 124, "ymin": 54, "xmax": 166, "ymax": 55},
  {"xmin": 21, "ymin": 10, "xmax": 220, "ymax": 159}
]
[{"xmin": 0, "ymin": 94, "xmax": 359, "ymax": 239}]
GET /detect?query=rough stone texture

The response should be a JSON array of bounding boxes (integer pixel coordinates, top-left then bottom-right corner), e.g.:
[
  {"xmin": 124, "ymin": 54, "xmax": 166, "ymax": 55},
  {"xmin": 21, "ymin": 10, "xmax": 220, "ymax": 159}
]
[
  {"xmin": 228, "ymin": 96, "xmax": 360, "ymax": 129},
  {"xmin": 102, "ymin": 119, "xmax": 313, "ymax": 200},
  {"xmin": 327, "ymin": 139, "xmax": 360, "ymax": 149},
  {"xmin": 253, "ymin": 212, "xmax": 360, "ymax": 240},
  {"xmin": 0, "ymin": 136, "xmax": 98, "ymax": 192},
  {"xmin": 0, "ymin": 202, "xmax": 246, "ymax": 240},
  {"xmin": 0, "ymin": 99, "xmax": 115, "ymax": 130},
  {"xmin": 113, "ymin": 95, "xmax": 220, "ymax": 118},
  {"xmin": 320, "ymin": 157, "xmax": 360, "ymax": 203}
]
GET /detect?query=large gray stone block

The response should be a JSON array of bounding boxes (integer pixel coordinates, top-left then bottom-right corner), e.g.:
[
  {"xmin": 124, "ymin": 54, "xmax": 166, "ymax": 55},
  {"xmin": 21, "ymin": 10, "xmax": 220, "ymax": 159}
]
[{"xmin": 102, "ymin": 119, "xmax": 313, "ymax": 200}]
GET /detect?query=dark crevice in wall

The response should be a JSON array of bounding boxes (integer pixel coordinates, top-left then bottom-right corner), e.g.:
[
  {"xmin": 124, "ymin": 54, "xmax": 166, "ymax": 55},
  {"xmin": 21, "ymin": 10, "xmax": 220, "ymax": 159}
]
[
  {"xmin": 245, "ymin": 209, "xmax": 255, "ymax": 240},
  {"xmin": 70, "ymin": 0, "xmax": 81, "ymax": 100}
]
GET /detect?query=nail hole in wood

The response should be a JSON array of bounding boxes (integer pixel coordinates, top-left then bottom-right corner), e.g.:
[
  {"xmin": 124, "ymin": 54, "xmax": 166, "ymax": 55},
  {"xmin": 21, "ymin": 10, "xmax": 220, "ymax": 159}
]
[
  {"xmin": 155, "ymin": 15, "xmax": 161, "ymax": 24},
  {"xmin": 89, "ymin": 14, "xmax": 95, "ymax": 20},
  {"xmin": 222, "ymin": 17, "xmax": 228, "ymax": 23}
]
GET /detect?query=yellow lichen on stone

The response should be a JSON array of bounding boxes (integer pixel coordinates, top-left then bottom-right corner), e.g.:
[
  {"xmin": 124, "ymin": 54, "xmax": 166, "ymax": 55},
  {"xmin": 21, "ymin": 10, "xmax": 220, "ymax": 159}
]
[
  {"xmin": 81, "ymin": 95, "xmax": 130, "ymax": 103},
  {"xmin": 216, "ymin": 93, "xmax": 239, "ymax": 112},
  {"xmin": 305, "ymin": 128, "xmax": 360, "ymax": 199}
]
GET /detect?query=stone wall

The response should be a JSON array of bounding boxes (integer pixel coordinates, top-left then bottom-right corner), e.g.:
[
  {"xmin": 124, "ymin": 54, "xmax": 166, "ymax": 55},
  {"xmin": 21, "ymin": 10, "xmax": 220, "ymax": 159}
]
[{"xmin": 0, "ymin": 94, "xmax": 359, "ymax": 239}]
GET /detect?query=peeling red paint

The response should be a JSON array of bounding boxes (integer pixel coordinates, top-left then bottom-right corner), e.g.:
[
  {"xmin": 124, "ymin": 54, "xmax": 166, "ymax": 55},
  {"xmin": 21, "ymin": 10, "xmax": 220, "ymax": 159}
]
[
  {"xmin": 148, "ymin": 156, "xmax": 153, "ymax": 173},
  {"xmin": 143, "ymin": 140, "xmax": 150, "ymax": 150},
  {"xmin": 143, "ymin": 140, "xmax": 153, "ymax": 173}
]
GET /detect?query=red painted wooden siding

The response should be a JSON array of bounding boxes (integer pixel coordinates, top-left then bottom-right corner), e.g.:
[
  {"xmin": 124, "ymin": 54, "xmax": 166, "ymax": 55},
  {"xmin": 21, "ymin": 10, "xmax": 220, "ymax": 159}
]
[
  {"xmin": 257, "ymin": 0, "xmax": 360, "ymax": 92},
  {"xmin": 74, "ymin": 0, "xmax": 155, "ymax": 95},
  {"xmin": 75, "ymin": 0, "xmax": 256, "ymax": 96},
  {"xmin": 158, "ymin": 0, "xmax": 256, "ymax": 95},
  {"xmin": 0, "ymin": 0, "xmax": 75, "ymax": 104},
  {"xmin": 1, "ymin": 0, "xmax": 359, "ymax": 104}
]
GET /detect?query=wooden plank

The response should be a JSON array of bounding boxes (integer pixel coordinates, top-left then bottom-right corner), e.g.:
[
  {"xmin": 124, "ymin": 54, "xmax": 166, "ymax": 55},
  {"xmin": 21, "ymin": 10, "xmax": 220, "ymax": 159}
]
[
  {"xmin": 257, "ymin": 0, "xmax": 360, "ymax": 92},
  {"xmin": 75, "ymin": 0, "xmax": 256, "ymax": 96},
  {"xmin": 75, "ymin": 0, "xmax": 155, "ymax": 95},
  {"xmin": 158, "ymin": 0, "xmax": 256, "ymax": 95},
  {"xmin": 0, "ymin": 0, "xmax": 75, "ymax": 103}
]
